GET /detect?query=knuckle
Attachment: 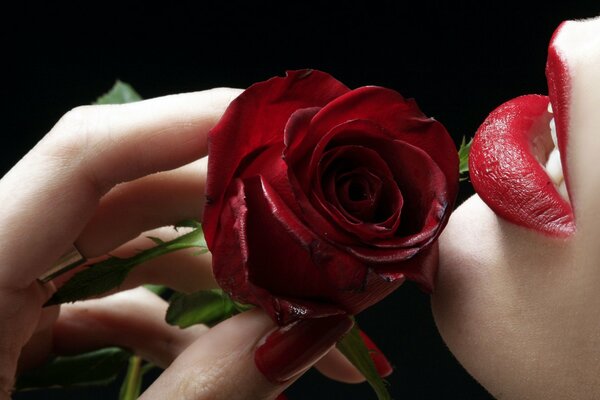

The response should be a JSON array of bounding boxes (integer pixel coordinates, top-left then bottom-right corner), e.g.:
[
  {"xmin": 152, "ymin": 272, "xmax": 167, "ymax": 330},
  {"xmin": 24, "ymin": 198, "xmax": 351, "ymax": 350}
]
[
  {"xmin": 176, "ymin": 359, "xmax": 227, "ymax": 399},
  {"xmin": 208, "ymin": 87, "xmax": 243, "ymax": 108},
  {"xmin": 53, "ymin": 105, "xmax": 97, "ymax": 137},
  {"xmin": 42, "ymin": 105, "xmax": 105, "ymax": 161},
  {"xmin": 31, "ymin": 104, "xmax": 112, "ymax": 195}
]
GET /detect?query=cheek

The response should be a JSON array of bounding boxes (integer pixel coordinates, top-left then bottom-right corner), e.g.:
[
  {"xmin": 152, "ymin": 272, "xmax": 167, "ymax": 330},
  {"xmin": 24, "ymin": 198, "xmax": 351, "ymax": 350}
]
[{"xmin": 431, "ymin": 195, "xmax": 600, "ymax": 399}]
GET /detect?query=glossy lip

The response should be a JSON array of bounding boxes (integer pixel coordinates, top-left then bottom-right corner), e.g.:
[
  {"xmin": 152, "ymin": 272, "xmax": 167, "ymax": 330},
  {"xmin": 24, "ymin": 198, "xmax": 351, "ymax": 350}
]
[{"xmin": 469, "ymin": 22, "xmax": 575, "ymax": 238}]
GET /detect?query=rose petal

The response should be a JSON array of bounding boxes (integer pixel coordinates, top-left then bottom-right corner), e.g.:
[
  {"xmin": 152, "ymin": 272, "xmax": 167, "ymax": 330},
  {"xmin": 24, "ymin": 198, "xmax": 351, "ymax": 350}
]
[
  {"xmin": 285, "ymin": 117, "xmax": 449, "ymax": 270},
  {"xmin": 286, "ymin": 119, "xmax": 406, "ymax": 248},
  {"xmin": 332, "ymin": 268, "xmax": 406, "ymax": 312},
  {"xmin": 316, "ymin": 145, "xmax": 403, "ymax": 240},
  {"xmin": 375, "ymin": 242, "xmax": 438, "ymax": 293},
  {"xmin": 307, "ymin": 86, "xmax": 459, "ymax": 203},
  {"xmin": 243, "ymin": 175, "xmax": 370, "ymax": 302},
  {"xmin": 210, "ymin": 179, "xmax": 253, "ymax": 302},
  {"xmin": 377, "ymin": 139, "xmax": 448, "ymax": 244},
  {"xmin": 283, "ymin": 107, "xmax": 322, "ymax": 151},
  {"xmin": 210, "ymin": 178, "xmax": 348, "ymax": 324},
  {"xmin": 330, "ymin": 167, "xmax": 388, "ymax": 223},
  {"xmin": 205, "ymin": 70, "xmax": 349, "ymax": 246},
  {"xmin": 234, "ymin": 142, "xmax": 304, "ymax": 217},
  {"xmin": 307, "ymin": 119, "xmax": 450, "ymax": 248},
  {"xmin": 242, "ymin": 175, "xmax": 403, "ymax": 319}
]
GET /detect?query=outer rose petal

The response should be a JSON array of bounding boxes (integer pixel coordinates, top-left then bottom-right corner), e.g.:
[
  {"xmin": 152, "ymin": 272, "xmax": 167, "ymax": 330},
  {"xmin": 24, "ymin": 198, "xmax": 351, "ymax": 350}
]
[
  {"xmin": 283, "ymin": 106, "xmax": 322, "ymax": 152},
  {"xmin": 332, "ymin": 268, "xmax": 405, "ymax": 316},
  {"xmin": 210, "ymin": 179, "xmax": 252, "ymax": 302},
  {"xmin": 292, "ymin": 118, "xmax": 450, "ymax": 249},
  {"xmin": 207, "ymin": 70, "xmax": 458, "ymax": 323},
  {"xmin": 205, "ymin": 70, "xmax": 349, "ymax": 245},
  {"xmin": 283, "ymin": 111, "xmax": 451, "ymax": 293},
  {"xmin": 211, "ymin": 178, "xmax": 347, "ymax": 324},
  {"xmin": 375, "ymin": 243, "xmax": 438, "ymax": 293},
  {"xmin": 241, "ymin": 176, "xmax": 405, "ymax": 321},
  {"xmin": 244, "ymin": 176, "xmax": 352, "ymax": 298},
  {"xmin": 243, "ymin": 176, "xmax": 375, "ymax": 317}
]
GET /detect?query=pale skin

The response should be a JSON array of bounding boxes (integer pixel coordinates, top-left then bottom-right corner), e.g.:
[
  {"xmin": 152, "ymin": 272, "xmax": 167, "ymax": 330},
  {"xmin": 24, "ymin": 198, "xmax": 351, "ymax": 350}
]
[
  {"xmin": 432, "ymin": 17, "xmax": 600, "ymax": 399},
  {"xmin": 0, "ymin": 88, "xmax": 364, "ymax": 399},
  {"xmin": 8, "ymin": 76, "xmax": 598, "ymax": 400}
]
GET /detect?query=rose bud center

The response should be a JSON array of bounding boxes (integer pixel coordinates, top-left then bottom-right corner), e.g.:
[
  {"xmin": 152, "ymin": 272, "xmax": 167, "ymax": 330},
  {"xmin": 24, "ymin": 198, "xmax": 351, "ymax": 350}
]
[
  {"xmin": 319, "ymin": 145, "xmax": 403, "ymax": 230},
  {"xmin": 337, "ymin": 169, "xmax": 382, "ymax": 220}
]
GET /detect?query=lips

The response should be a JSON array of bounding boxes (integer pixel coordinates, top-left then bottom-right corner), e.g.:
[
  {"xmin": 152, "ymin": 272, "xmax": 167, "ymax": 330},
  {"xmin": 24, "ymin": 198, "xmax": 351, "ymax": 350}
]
[{"xmin": 468, "ymin": 20, "xmax": 585, "ymax": 238}]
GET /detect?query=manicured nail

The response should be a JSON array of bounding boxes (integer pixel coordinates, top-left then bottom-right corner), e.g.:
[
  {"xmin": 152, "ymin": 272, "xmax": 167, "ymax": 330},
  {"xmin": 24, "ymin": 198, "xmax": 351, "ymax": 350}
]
[
  {"xmin": 359, "ymin": 330, "xmax": 393, "ymax": 377},
  {"xmin": 255, "ymin": 314, "xmax": 354, "ymax": 383}
]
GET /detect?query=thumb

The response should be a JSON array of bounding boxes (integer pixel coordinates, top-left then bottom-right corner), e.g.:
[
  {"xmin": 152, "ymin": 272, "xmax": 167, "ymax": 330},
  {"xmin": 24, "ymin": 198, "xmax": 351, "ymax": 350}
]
[{"xmin": 140, "ymin": 309, "xmax": 353, "ymax": 400}]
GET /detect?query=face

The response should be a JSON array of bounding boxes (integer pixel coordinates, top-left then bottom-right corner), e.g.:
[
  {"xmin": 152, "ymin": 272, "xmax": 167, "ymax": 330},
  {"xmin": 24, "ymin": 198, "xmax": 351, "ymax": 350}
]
[{"xmin": 431, "ymin": 16, "xmax": 600, "ymax": 399}]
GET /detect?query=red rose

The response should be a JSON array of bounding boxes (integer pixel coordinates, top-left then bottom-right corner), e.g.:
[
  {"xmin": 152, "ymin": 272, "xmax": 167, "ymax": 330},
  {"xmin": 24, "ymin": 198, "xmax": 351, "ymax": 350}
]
[{"xmin": 204, "ymin": 70, "xmax": 458, "ymax": 325}]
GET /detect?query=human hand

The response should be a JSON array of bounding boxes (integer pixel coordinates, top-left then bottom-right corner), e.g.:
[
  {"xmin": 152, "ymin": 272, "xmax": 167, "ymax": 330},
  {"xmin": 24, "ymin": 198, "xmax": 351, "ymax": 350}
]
[
  {"xmin": 0, "ymin": 88, "xmax": 365, "ymax": 399},
  {"xmin": 432, "ymin": 16, "xmax": 600, "ymax": 399}
]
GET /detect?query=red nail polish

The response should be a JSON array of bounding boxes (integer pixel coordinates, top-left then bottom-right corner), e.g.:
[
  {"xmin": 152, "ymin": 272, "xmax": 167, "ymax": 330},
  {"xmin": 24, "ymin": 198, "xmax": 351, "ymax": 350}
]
[
  {"xmin": 255, "ymin": 314, "xmax": 354, "ymax": 383},
  {"xmin": 359, "ymin": 330, "xmax": 393, "ymax": 378}
]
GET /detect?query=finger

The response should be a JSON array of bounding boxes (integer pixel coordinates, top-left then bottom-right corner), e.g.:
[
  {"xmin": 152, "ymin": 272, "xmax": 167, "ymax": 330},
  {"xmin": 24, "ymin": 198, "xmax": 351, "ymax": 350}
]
[
  {"xmin": 51, "ymin": 225, "xmax": 217, "ymax": 295},
  {"xmin": 0, "ymin": 88, "xmax": 242, "ymax": 288},
  {"xmin": 17, "ymin": 303, "xmax": 60, "ymax": 373},
  {"xmin": 103, "ymin": 225, "xmax": 217, "ymax": 294},
  {"xmin": 140, "ymin": 310, "xmax": 353, "ymax": 400},
  {"xmin": 0, "ymin": 281, "xmax": 55, "ymax": 388},
  {"xmin": 314, "ymin": 348, "xmax": 365, "ymax": 383},
  {"xmin": 562, "ymin": 20, "xmax": 600, "ymax": 252},
  {"xmin": 76, "ymin": 157, "xmax": 208, "ymax": 259},
  {"xmin": 314, "ymin": 329, "xmax": 393, "ymax": 384},
  {"xmin": 50, "ymin": 224, "xmax": 216, "ymax": 308},
  {"xmin": 117, "ymin": 234, "xmax": 216, "ymax": 294},
  {"xmin": 52, "ymin": 287, "xmax": 208, "ymax": 368}
]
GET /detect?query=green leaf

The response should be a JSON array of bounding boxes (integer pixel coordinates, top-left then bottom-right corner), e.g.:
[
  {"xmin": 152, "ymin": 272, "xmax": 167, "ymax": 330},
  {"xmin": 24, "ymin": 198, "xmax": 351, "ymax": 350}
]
[
  {"xmin": 458, "ymin": 136, "xmax": 472, "ymax": 181},
  {"xmin": 147, "ymin": 236, "xmax": 165, "ymax": 245},
  {"xmin": 45, "ymin": 221, "xmax": 207, "ymax": 306},
  {"xmin": 94, "ymin": 80, "xmax": 142, "ymax": 105},
  {"xmin": 15, "ymin": 347, "xmax": 131, "ymax": 391},
  {"xmin": 336, "ymin": 321, "xmax": 391, "ymax": 400},
  {"xmin": 143, "ymin": 284, "xmax": 168, "ymax": 296},
  {"xmin": 232, "ymin": 300, "xmax": 254, "ymax": 313},
  {"xmin": 166, "ymin": 289, "xmax": 237, "ymax": 328},
  {"xmin": 21, "ymin": 81, "xmax": 150, "ymax": 395}
]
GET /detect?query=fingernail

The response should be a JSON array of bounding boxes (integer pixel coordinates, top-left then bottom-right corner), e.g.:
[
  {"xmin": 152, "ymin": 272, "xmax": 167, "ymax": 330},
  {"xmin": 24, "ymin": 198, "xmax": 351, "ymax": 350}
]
[
  {"xmin": 255, "ymin": 314, "xmax": 354, "ymax": 383},
  {"xmin": 359, "ymin": 330, "xmax": 393, "ymax": 378}
]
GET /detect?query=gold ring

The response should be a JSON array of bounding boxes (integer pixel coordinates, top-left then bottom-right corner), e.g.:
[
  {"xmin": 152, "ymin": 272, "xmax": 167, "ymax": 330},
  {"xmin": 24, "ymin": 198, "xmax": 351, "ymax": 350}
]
[{"xmin": 38, "ymin": 244, "xmax": 87, "ymax": 283}]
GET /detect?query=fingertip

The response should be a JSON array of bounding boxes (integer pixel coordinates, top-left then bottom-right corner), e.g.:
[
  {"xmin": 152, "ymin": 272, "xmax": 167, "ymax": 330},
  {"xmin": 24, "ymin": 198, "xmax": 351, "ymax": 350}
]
[
  {"xmin": 315, "ymin": 348, "xmax": 366, "ymax": 384},
  {"xmin": 358, "ymin": 330, "xmax": 393, "ymax": 378},
  {"xmin": 315, "ymin": 329, "xmax": 393, "ymax": 384},
  {"xmin": 139, "ymin": 309, "xmax": 281, "ymax": 400},
  {"xmin": 254, "ymin": 315, "xmax": 353, "ymax": 384}
]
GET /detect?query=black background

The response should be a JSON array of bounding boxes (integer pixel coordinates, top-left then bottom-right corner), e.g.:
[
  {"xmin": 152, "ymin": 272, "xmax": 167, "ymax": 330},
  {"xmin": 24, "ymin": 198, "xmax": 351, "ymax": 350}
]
[{"xmin": 5, "ymin": 2, "xmax": 599, "ymax": 399}]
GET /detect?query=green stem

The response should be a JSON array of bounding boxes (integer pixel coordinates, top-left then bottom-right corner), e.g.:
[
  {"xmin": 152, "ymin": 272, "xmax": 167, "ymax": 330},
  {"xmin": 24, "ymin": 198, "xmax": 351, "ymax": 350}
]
[
  {"xmin": 46, "ymin": 221, "xmax": 207, "ymax": 306},
  {"xmin": 119, "ymin": 356, "xmax": 143, "ymax": 400},
  {"xmin": 336, "ymin": 322, "xmax": 392, "ymax": 400}
]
